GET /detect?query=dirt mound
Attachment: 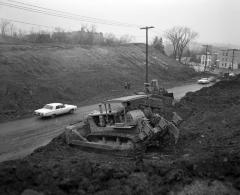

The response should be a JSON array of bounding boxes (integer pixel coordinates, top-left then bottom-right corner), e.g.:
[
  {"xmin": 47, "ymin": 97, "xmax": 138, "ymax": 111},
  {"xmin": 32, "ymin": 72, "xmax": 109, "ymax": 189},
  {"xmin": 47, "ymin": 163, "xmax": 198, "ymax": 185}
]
[
  {"xmin": 175, "ymin": 75, "xmax": 240, "ymax": 155},
  {"xmin": 0, "ymin": 42, "xmax": 197, "ymax": 122},
  {"xmin": 0, "ymin": 134, "xmax": 239, "ymax": 194},
  {"xmin": 0, "ymin": 76, "xmax": 240, "ymax": 194}
]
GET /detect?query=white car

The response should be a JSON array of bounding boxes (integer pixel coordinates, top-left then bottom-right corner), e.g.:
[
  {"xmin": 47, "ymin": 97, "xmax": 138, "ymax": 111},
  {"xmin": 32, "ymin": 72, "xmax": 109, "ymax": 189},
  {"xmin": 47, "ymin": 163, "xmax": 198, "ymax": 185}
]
[
  {"xmin": 197, "ymin": 78, "xmax": 210, "ymax": 84},
  {"xmin": 34, "ymin": 103, "xmax": 77, "ymax": 118}
]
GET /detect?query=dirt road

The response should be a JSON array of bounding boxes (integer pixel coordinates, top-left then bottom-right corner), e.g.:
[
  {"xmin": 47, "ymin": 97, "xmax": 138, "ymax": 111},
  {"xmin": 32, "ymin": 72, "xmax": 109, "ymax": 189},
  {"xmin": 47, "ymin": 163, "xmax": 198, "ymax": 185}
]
[{"xmin": 0, "ymin": 83, "xmax": 211, "ymax": 162}]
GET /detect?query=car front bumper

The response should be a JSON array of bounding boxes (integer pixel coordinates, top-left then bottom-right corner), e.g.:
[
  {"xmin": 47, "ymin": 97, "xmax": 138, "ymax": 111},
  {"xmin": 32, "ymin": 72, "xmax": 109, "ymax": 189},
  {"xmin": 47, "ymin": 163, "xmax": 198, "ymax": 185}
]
[{"xmin": 34, "ymin": 112, "xmax": 45, "ymax": 117}]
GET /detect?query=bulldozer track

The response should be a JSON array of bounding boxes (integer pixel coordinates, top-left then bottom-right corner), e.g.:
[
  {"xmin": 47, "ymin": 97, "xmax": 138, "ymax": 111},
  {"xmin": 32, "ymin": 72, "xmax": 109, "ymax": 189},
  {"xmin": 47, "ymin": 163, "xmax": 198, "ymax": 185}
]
[{"xmin": 68, "ymin": 130, "xmax": 146, "ymax": 159}]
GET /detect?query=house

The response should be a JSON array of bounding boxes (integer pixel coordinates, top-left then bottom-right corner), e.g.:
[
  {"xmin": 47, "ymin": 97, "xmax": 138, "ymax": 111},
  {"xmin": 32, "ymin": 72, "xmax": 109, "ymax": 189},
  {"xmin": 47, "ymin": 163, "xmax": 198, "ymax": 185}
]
[
  {"xmin": 200, "ymin": 53, "xmax": 212, "ymax": 69},
  {"xmin": 218, "ymin": 50, "xmax": 240, "ymax": 70},
  {"xmin": 200, "ymin": 53, "xmax": 219, "ymax": 70}
]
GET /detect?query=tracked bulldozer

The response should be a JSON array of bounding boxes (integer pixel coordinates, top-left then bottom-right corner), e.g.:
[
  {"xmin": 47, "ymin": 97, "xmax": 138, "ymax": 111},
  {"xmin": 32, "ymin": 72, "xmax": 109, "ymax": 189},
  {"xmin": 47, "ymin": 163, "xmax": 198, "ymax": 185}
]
[
  {"xmin": 65, "ymin": 94, "xmax": 182, "ymax": 156},
  {"xmin": 136, "ymin": 79, "xmax": 174, "ymax": 113}
]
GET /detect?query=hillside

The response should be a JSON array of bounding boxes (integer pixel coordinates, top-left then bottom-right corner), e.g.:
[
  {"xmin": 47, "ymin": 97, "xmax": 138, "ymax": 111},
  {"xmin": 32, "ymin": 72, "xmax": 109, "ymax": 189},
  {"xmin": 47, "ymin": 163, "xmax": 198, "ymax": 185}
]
[{"xmin": 0, "ymin": 42, "xmax": 196, "ymax": 121}]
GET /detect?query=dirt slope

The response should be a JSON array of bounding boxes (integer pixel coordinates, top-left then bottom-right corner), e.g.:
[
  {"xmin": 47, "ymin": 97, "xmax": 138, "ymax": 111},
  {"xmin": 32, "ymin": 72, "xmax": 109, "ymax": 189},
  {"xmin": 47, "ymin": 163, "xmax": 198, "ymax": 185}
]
[
  {"xmin": 175, "ymin": 75, "xmax": 240, "ymax": 155},
  {"xmin": 0, "ymin": 43, "xmax": 196, "ymax": 122},
  {"xmin": 0, "ymin": 76, "xmax": 240, "ymax": 195}
]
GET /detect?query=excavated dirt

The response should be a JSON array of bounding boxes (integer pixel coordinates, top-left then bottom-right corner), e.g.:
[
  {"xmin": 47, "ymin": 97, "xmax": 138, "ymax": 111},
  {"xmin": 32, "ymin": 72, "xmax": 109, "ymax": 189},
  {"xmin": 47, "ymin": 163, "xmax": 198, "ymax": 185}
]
[{"xmin": 1, "ymin": 76, "xmax": 240, "ymax": 195}]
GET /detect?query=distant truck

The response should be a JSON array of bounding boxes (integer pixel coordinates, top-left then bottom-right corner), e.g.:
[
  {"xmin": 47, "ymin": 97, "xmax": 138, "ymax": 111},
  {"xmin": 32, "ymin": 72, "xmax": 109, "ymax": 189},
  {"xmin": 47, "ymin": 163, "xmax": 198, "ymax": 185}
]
[{"xmin": 34, "ymin": 103, "xmax": 77, "ymax": 118}]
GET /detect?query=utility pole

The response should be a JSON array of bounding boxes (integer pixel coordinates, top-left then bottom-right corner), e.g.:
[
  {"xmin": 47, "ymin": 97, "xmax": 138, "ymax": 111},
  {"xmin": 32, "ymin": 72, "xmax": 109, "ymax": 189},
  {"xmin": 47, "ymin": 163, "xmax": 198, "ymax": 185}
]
[
  {"xmin": 202, "ymin": 45, "xmax": 209, "ymax": 72},
  {"xmin": 228, "ymin": 49, "xmax": 239, "ymax": 70},
  {"xmin": 140, "ymin": 26, "xmax": 154, "ymax": 83}
]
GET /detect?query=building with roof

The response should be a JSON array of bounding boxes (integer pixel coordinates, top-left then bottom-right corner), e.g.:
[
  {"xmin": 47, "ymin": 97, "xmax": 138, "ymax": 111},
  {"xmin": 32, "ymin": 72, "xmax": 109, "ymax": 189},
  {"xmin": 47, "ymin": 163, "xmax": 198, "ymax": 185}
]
[
  {"xmin": 200, "ymin": 52, "xmax": 219, "ymax": 69},
  {"xmin": 218, "ymin": 50, "xmax": 240, "ymax": 70},
  {"xmin": 200, "ymin": 53, "xmax": 212, "ymax": 69}
]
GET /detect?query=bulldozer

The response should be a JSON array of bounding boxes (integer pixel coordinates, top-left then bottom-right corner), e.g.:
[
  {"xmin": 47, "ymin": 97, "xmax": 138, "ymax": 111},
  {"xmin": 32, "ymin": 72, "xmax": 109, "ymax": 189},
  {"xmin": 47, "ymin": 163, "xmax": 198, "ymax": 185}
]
[
  {"xmin": 143, "ymin": 79, "xmax": 174, "ymax": 99},
  {"xmin": 135, "ymin": 79, "xmax": 175, "ymax": 118},
  {"xmin": 65, "ymin": 94, "xmax": 182, "ymax": 157}
]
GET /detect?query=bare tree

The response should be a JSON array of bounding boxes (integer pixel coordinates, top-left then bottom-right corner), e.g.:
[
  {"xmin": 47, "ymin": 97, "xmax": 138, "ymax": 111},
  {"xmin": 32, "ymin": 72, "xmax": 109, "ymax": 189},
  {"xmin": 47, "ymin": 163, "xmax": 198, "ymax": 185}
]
[
  {"xmin": 104, "ymin": 33, "xmax": 118, "ymax": 45},
  {"xmin": 119, "ymin": 34, "xmax": 134, "ymax": 44},
  {"xmin": 87, "ymin": 25, "xmax": 96, "ymax": 45},
  {"xmin": 0, "ymin": 19, "xmax": 10, "ymax": 37},
  {"xmin": 9, "ymin": 23, "xmax": 16, "ymax": 37},
  {"xmin": 165, "ymin": 26, "xmax": 198, "ymax": 62},
  {"xmin": 17, "ymin": 29, "xmax": 25, "ymax": 40}
]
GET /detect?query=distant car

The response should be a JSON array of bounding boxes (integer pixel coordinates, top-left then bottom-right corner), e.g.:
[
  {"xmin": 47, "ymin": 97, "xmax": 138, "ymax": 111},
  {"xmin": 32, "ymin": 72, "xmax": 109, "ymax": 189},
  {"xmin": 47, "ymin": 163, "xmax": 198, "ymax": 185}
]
[
  {"xmin": 34, "ymin": 103, "xmax": 77, "ymax": 118},
  {"xmin": 229, "ymin": 72, "xmax": 235, "ymax": 77},
  {"xmin": 197, "ymin": 78, "xmax": 210, "ymax": 84}
]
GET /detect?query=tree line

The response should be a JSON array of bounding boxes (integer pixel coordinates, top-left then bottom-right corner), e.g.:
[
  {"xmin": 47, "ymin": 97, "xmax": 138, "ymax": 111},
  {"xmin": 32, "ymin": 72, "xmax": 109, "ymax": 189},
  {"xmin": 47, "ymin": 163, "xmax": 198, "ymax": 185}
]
[
  {"xmin": 0, "ymin": 19, "xmax": 134, "ymax": 45},
  {"xmin": 0, "ymin": 19, "xmax": 199, "ymax": 63}
]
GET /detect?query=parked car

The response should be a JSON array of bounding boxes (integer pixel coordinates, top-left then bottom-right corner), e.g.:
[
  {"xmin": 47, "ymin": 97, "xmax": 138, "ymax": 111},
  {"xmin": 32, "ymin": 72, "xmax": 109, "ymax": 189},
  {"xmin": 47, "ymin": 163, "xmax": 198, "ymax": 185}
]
[
  {"xmin": 34, "ymin": 103, "xmax": 77, "ymax": 118},
  {"xmin": 197, "ymin": 78, "xmax": 210, "ymax": 84}
]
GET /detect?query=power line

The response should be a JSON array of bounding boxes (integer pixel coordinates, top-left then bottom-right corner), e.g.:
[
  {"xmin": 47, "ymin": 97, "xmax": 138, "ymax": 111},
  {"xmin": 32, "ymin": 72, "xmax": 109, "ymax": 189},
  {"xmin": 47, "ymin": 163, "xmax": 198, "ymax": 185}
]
[
  {"xmin": 6, "ymin": 0, "xmax": 140, "ymax": 28},
  {"xmin": 0, "ymin": 17, "xmax": 56, "ymax": 29},
  {"xmin": 0, "ymin": 2, "xmax": 129, "ymax": 27},
  {"xmin": 153, "ymin": 28, "xmax": 167, "ymax": 36},
  {"xmin": 0, "ymin": 0, "xmax": 140, "ymax": 28},
  {"xmin": 0, "ymin": 17, "xmax": 146, "ymax": 42},
  {"xmin": 153, "ymin": 28, "xmax": 164, "ymax": 34}
]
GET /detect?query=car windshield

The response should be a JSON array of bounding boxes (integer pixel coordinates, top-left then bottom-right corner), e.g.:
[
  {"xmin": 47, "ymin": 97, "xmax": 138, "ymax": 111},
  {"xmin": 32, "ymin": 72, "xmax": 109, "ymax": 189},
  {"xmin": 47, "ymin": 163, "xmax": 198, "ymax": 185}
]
[{"xmin": 43, "ymin": 105, "xmax": 53, "ymax": 110}]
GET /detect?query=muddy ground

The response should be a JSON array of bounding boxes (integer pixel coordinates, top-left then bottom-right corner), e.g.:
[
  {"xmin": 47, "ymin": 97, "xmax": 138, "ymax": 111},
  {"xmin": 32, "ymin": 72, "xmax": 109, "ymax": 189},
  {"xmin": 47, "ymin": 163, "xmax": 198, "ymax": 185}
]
[{"xmin": 1, "ymin": 76, "xmax": 240, "ymax": 195}]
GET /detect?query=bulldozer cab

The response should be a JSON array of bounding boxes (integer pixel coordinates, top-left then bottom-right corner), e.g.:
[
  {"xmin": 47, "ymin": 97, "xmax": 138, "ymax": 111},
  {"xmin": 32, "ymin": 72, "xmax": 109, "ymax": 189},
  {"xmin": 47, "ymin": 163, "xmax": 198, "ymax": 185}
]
[
  {"xmin": 144, "ymin": 79, "xmax": 167, "ymax": 95},
  {"xmin": 89, "ymin": 95, "xmax": 148, "ymax": 128}
]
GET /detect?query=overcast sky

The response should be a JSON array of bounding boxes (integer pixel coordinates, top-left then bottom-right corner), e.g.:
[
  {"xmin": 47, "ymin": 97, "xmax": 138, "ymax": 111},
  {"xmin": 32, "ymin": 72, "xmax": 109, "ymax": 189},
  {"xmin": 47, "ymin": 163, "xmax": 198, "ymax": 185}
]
[{"xmin": 1, "ymin": 0, "xmax": 240, "ymax": 45}]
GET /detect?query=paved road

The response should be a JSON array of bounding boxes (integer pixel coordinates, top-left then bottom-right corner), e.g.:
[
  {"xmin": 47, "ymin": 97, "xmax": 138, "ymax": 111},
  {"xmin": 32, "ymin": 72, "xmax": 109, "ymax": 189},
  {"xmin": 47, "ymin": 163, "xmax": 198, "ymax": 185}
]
[{"xmin": 0, "ymin": 83, "xmax": 212, "ymax": 162}]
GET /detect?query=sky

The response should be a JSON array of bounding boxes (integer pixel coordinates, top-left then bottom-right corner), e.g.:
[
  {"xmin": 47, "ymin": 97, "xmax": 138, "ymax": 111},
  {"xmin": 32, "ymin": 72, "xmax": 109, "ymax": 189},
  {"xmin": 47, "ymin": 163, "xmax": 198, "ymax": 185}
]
[{"xmin": 0, "ymin": 0, "xmax": 240, "ymax": 46}]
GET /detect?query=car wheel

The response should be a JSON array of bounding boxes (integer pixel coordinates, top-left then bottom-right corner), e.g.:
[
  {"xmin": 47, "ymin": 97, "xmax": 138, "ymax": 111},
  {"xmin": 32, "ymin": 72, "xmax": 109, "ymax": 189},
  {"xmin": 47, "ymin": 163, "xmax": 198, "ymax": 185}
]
[{"xmin": 69, "ymin": 109, "xmax": 74, "ymax": 114}]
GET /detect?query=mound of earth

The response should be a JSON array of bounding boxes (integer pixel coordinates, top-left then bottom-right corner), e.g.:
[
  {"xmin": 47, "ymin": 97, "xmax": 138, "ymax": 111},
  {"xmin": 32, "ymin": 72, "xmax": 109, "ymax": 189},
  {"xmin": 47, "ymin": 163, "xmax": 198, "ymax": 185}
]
[
  {"xmin": 0, "ymin": 75, "xmax": 240, "ymax": 194},
  {"xmin": 175, "ymin": 75, "xmax": 240, "ymax": 155},
  {"xmin": 0, "ymin": 42, "xmax": 197, "ymax": 122}
]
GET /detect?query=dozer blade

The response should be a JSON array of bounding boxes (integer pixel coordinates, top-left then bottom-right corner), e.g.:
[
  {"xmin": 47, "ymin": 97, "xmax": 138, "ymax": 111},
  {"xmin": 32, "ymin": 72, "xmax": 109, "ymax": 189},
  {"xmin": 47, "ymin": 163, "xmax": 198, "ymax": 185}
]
[
  {"xmin": 69, "ymin": 140, "xmax": 119, "ymax": 151},
  {"xmin": 68, "ymin": 139, "xmax": 145, "ymax": 158}
]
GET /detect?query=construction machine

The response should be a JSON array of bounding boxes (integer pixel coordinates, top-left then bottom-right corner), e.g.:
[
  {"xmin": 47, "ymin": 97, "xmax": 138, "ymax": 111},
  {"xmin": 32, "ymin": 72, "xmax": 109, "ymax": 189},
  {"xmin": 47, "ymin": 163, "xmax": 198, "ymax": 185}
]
[
  {"xmin": 144, "ymin": 79, "xmax": 173, "ymax": 98},
  {"xmin": 65, "ymin": 94, "xmax": 182, "ymax": 156},
  {"xmin": 136, "ymin": 79, "xmax": 175, "ymax": 117}
]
